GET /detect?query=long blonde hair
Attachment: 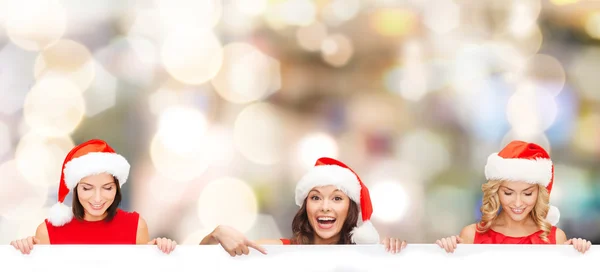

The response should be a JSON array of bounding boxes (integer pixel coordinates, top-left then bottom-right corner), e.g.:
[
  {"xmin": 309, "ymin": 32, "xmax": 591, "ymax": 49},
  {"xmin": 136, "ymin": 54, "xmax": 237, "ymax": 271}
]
[{"xmin": 477, "ymin": 179, "xmax": 553, "ymax": 243}]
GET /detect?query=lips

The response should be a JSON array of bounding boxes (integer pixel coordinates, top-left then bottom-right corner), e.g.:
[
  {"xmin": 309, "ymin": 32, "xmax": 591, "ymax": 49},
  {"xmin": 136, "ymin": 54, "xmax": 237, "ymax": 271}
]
[
  {"xmin": 316, "ymin": 216, "xmax": 336, "ymax": 229},
  {"xmin": 89, "ymin": 203, "xmax": 105, "ymax": 211},
  {"xmin": 511, "ymin": 208, "xmax": 524, "ymax": 214}
]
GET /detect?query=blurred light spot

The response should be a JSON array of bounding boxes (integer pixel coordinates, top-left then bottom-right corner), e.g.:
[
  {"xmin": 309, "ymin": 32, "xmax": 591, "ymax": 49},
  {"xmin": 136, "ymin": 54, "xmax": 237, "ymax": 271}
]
[
  {"xmin": 155, "ymin": 0, "xmax": 222, "ymax": 30},
  {"xmin": 203, "ymin": 126, "xmax": 236, "ymax": 168},
  {"xmin": 232, "ymin": 0, "xmax": 268, "ymax": 17},
  {"xmin": 4, "ymin": 0, "xmax": 66, "ymax": 51},
  {"xmin": 0, "ymin": 160, "xmax": 49, "ymax": 218},
  {"xmin": 322, "ymin": 0, "xmax": 360, "ymax": 26},
  {"xmin": 94, "ymin": 36, "xmax": 157, "ymax": 87},
  {"xmin": 385, "ymin": 59, "xmax": 450, "ymax": 99},
  {"xmin": 347, "ymin": 93, "xmax": 403, "ymax": 132},
  {"xmin": 150, "ymin": 106, "xmax": 210, "ymax": 182},
  {"xmin": 15, "ymin": 132, "xmax": 73, "ymax": 188},
  {"xmin": 500, "ymin": 24, "xmax": 543, "ymax": 56},
  {"xmin": 573, "ymin": 112, "xmax": 600, "ymax": 155},
  {"xmin": 0, "ymin": 43, "xmax": 37, "ymax": 115},
  {"xmin": 34, "ymin": 39, "xmax": 95, "ymax": 92},
  {"xmin": 161, "ymin": 29, "xmax": 223, "ymax": 85},
  {"xmin": 451, "ymin": 44, "xmax": 491, "ymax": 95},
  {"xmin": 423, "ymin": 0, "xmax": 460, "ymax": 34},
  {"xmin": 23, "ymin": 76, "xmax": 85, "ymax": 137},
  {"xmin": 197, "ymin": 177, "xmax": 258, "ymax": 232},
  {"xmin": 0, "ymin": 122, "xmax": 10, "ymax": 158},
  {"xmin": 211, "ymin": 42, "xmax": 281, "ymax": 104},
  {"xmin": 296, "ymin": 21, "xmax": 328, "ymax": 52},
  {"xmin": 15, "ymin": 207, "xmax": 49, "ymax": 238},
  {"xmin": 245, "ymin": 214, "xmax": 283, "ymax": 240},
  {"xmin": 523, "ymin": 54, "xmax": 566, "ymax": 96},
  {"xmin": 128, "ymin": 36, "xmax": 159, "ymax": 66},
  {"xmin": 148, "ymin": 175, "xmax": 188, "ymax": 205},
  {"xmin": 505, "ymin": 0, "xmax": 541, "ymax": 38},
  {"xmin": 425, "ymin": 186, "xmax": 472, "ymax": 235},
  {"xmin": 277, "ymin": 0, "xmax": 316, "ymax": 27},
  {"xmin": 84, "ymin": 61, "xmax": 117, "ymax": 117},
  {"xmin": 397, "ymin": 129, "xmax": 450, "ymax": 180},
  {"xmin": 183, "ymin": 228, "xmax": 213, "ymax": 245},
  {"xmin": 321, "ymin": 34, "xmax": 354, "ymax": 67},
  {"xmin": 220, "ymin": 2, "xmax": 255, "ymax": 36},
  {"xmin": 571, "ymin": 47, "xmax": 600, "ymax": 101},
  {"xmin": 501, "ymin": 130, "xmax": 550, "ymax": 153},
  {"xmin": 585, "ymin": 12, "xmax": 600, "ymax": 39},
  {"xmin": 370, "ymin": 181, "xmax": 409, "ymax": 222},
  {"xmin": 506, "ymin": 81, "xmax": 557, "ymax": 137},
  {"xmin": 233, "ymin": 103, "xmax": 284, "ymax": 165},
  {"xmin": 393, "ymin": 40, "xmax": 427, "ymax": 101},
  {"xmin": 545, "ymin": 85, "xmax": 578, "ymax": 147},
  {"xmin": 550, "ymin": 0, "xmax": 579, "ymax": 6},
  {"xmin": 297, "ymin": 132, "xmax": 339, "ymax": 169},
  {"xmin": 369, "ymin": 8, "xmax": 416, "ymax": 37}
]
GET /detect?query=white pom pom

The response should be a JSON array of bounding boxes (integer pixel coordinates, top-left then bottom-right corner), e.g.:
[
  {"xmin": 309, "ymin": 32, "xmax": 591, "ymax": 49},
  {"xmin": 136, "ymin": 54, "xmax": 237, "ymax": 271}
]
[
  {"xmin": 546, "ymin": 205, "xmax": 560, "ymax": 226},
  {"xmin": 350, "ymin": 221, "xmax": 380, "ymax": 244},
  {"xmin": 47, "ymin": 202, "xmax": 73, "ymax": 227}
]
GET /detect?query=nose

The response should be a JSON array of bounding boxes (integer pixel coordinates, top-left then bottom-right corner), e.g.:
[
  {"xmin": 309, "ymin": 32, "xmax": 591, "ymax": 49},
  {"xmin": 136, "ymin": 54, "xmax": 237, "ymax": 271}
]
[
  {"xmin": 321, "ymin": 199, "xmax": 331, "ymax": 212},
  {"xmin": 94, "ymin": 189, "xmax": 102, "ymax": 202},
  {"xmin": 515, "ymin": 195, "xmax": 523, "ymax": 207}
]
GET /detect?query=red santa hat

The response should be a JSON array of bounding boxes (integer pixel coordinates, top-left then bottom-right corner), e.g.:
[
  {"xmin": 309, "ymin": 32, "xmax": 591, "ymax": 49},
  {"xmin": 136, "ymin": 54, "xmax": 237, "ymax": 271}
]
[
  {"xmin": 295, "ymin": 157, "xmax": 380, "ymax": 244},
  {"xmin": 484, "ymin": 140, "xmax": 559, "ymax": 225},
  {"xmin": 47, "ymin": 139, "xmax": 130, "ymax": 227}
]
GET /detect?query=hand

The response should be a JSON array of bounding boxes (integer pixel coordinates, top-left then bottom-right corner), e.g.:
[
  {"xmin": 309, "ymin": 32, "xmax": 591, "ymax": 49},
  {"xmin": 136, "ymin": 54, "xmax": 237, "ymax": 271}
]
[
  {"xmin": 213, "ymin": 225, "xmax": 267, "ymax": 257},
  {"xmin": 382, "ymin": 237, "xmax": 407, "ymax": 254},
  {"xmin": 435, "ymin": 235, "xmax": 462, "ymax": 253},
  {"xmin": 10, "ymin": 236, "xmax": 40, "ymax": 255},
  {"xmin": 148, "ymin": 237, "xmax": 177, "ymax": 254},
  {"xmin": 565, "ymin": 238, "xmax": 591, "ymax": 254}
]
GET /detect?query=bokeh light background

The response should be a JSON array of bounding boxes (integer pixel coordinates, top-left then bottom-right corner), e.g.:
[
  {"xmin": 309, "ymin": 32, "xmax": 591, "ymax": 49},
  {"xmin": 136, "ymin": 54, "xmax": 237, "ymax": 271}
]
[{"xmin": 1, "ymin": 0, "xmax": 599, "ymax": 244}]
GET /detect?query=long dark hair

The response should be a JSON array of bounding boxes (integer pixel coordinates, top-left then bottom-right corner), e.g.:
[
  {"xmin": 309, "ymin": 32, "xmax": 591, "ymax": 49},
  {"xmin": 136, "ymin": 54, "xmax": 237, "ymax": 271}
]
[
  {"xmin": 72, "ymin": 176, "xmax": 122, "ymax": 222},
  {"xmin": 290, "ymin": 197, "xmax": 360, "ymax": 244}
]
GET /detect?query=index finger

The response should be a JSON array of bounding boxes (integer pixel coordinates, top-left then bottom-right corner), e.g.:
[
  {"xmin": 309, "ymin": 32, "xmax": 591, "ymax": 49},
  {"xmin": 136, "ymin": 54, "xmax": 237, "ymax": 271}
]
[{"xmin": 246, "ymin": 240, "xmax": 268, "ymax": 255}]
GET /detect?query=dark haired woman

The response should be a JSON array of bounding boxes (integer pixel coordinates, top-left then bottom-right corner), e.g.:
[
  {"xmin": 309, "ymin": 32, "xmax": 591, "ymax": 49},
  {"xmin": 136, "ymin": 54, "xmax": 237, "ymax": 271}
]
[
  {"xmin": 10, "ymin": 139, "xmax": 177, "ymax": 254},
  {"xmin": 200, "ymin": 157, "xmax": 407, "ymax": 256}
]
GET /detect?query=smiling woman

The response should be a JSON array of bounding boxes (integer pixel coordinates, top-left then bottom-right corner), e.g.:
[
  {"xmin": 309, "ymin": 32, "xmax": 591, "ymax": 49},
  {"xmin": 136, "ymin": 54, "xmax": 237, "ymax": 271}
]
[
  {"xmin": 9, "ymin": 139, "xmax": 177, "ymax": 255},
  {"xmin": 200, "ymin": 157, "xmax": 408, "ymax": 256},
  {"xmin": 436, "ymin": 141, "xmax": 592, "ymax": 254}
]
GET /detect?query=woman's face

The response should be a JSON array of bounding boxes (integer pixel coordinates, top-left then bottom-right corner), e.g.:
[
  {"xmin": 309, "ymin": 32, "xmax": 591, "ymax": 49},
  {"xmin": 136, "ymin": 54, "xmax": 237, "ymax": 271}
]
[
  {"xmin": 76, "ymin": 173, "xmax": 117, "ymax": 221},
  {"xmin": 498, "ymin": 181, "xmax": 538, "ymax": 222},
  {"xmin": 305, "ymin": 185, "xmax": 351, "ymax": 244}
]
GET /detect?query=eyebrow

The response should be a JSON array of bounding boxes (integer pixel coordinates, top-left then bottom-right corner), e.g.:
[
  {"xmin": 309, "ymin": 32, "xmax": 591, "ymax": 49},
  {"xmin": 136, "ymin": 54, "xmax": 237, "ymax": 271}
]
[
  {"xmin": 309, "ymin": 188, "xmax": 342, "ymax": 194},
  {"xmin": 80, "ymin": 182, "xmax": 115, "ymax": 187},
  {"xmin": 500, "ymin": 185, "xmax": 536, "ymax": 192}
]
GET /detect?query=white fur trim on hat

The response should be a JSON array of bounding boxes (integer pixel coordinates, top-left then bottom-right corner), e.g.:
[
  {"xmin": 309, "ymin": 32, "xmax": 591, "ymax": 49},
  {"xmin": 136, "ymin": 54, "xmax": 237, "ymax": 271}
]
[
  {"xmin": 63, "ymin": 152, "xmax": 130, "ymax": 189},
  {"xmin": 484, "ymin": 153, "xmax": 553, "ymax": 186},
  {"xmin": 350, "ymin": 220, "xmax": 380, "ymax": 244},
  {"xmin": 47, "ymin": 202, "xmax": 73, "ymax": 227},
  {"xmin": 546, "ymin": 205, "xmax": 560, "ymax": 226},
  {"xmin": 295, "ymin": 165, "xmax": 361, "ymax": 206}
]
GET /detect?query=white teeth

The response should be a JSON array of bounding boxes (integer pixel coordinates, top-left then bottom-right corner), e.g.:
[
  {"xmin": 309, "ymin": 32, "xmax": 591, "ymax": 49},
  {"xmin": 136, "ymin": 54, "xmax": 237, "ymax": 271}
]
[{"xmin": 318, "ymin": 217, "xmax": 335, "ymax": 221}]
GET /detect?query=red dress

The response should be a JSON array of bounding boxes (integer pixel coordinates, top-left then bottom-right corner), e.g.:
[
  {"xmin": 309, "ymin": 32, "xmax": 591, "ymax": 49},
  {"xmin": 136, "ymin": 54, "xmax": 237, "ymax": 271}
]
[
  {"xmin": 474, "ymin": 226, "xmax": 557, "ymax": 244},
  {"xmin": 280, "ymin": 238, "xmax": 292, "ymax": 245},
  {"xmin": 45, "ymin": 209, "xmax": 140, "ymax": 244}
]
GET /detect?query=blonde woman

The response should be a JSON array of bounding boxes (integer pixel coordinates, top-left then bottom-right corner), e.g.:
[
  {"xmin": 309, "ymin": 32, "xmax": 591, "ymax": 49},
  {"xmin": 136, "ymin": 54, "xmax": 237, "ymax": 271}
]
[{"xmin": 436, "ymin": 141, "xmax": 591, "ymax": 253}]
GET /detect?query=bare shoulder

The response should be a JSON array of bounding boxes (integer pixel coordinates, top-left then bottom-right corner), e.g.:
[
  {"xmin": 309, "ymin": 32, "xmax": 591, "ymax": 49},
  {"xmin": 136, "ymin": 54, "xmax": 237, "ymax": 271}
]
[
  {"xmin": 35, "ymin": 222, "xmax": 50, "ymax": 244},
  {"xmin": 555, "ymin": 227, "xmax": 567, "ymax": 244},
  {"xmin": 256, "ymin": 239, "xmax": 284, "ymax": 245},
  {"xmin": 459, "ymin": 224, "xmax": 477, "ymax": 244},
  {"xmin": 136, "ymin": 216, "xmax": 150, "ymax": 244}
]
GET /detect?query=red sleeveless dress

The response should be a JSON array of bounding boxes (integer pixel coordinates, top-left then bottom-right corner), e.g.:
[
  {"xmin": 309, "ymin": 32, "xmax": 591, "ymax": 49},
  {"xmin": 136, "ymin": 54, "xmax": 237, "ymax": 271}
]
[
  {"xmin": 280, "ymin": 238, "xmax": 292, "ymax": 245},
  {"xmin": 45, "ymin": 209, "xmax": 140, "ymax": 244},
  {"xmin": 474, "ymin": 226, "xmax": 557, "ymax": 244}
]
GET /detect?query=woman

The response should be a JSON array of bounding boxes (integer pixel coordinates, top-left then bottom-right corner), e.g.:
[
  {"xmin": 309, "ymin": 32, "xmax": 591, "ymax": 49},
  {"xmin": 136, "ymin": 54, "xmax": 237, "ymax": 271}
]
[
  {"xmin": 436, "ymin": 140, "xmax": 592, "ymax": 253},
  {"xmin": 10, "ymin": 139, "xmax": 177, "ymax": 254},
  {"xmin": 200, "ymin": 157, "xmax": 407, "ymax": 256}
]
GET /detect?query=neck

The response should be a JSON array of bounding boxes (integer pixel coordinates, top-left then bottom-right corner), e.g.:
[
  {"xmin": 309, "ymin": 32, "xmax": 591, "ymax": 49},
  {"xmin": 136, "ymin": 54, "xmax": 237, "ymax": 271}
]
[
  {"xmin": 313, "ymin": 234, "xmax": 341, "ymax": 245},
  {"xmin": 83, "ymin": 212, "xmax": 108, "ymax": 222}
]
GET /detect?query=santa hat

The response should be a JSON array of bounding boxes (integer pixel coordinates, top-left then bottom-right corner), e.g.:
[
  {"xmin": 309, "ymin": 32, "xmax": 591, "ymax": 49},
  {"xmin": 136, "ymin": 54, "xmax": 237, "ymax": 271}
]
[
  {"xmin": 295, "ymin": 157, "xmax": 380, "ymax": 244},
  {"xmin": 48, "ymin": 139, "xmax": 130, "ymax": 227},
  {"xmin": 484, "ymin": 140, "xmax": 559, "ymax": 225}
]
